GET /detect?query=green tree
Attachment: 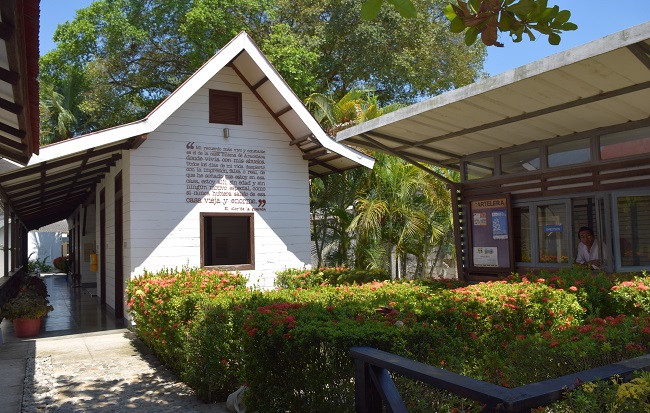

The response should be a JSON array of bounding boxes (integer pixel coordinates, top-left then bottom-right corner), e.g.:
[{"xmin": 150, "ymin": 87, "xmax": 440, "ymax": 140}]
[
  {"xmin": 445, "ymin": 0, "xmax": 577, "ymax": 47},
  {"xmin": 308, "ymin": 90, "xmax": 400, "ymax": 268},
  {"xmin": 40, "ymin": 0, "xmax": 485, "ymax": 135},
  {"xmin": 310, "ymin": 169, "xmax": 368, "ymax": 268},
  {"xmin": 349, "ymin": 153, "xmax": 452, "ymax": 278},
  {"xmin": 39, "ymin": 68, "xmax": 88, "ymax": 144},
  {"xmin": 39, "ymin": 83, "xmax": 76, "ymax": 145}
]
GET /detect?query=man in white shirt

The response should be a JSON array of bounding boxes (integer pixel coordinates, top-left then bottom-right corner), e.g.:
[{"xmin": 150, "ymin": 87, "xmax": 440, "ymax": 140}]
[{"xmin": 576, "ymin": 226, "xmax": 601, "ymax": 269}]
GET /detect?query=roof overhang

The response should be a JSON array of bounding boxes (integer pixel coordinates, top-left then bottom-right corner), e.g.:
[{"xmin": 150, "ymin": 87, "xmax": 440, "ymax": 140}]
[
  {"xmin": 0, "ymin": 135, "xmax": 146, "ymax": 230},
  {"xmin": 336, "ymin": 22, "xmax": 650, "ymax": 171},
  {"xmin": 0, "ymin": 0, "xmax": 39, "ymax": 165}
]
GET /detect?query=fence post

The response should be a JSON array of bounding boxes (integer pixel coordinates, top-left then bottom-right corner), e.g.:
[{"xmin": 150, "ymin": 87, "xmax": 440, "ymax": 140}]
[{"xmin": 355, "ymin": 359, "xmax": 383, "ymax": 413}]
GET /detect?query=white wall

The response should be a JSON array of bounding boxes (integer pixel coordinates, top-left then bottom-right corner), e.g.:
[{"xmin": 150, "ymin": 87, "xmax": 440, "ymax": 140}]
[
  {"xmin": 94, "ymin": 67, "xmax": 313, "ymax": 316},
  {"xmin": 27, "ymin": 232, "xmax": 64, "ymax": 268},
  {"xmin": 127, "ymin": 68, "xmax": 311, "ymax": 289}
]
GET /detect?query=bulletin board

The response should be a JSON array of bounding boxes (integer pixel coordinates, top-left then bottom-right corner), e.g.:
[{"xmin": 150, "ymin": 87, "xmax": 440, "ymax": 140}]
[{"xmin": 467, "ymin": 195, "xmax": 514, "ymax": 273}]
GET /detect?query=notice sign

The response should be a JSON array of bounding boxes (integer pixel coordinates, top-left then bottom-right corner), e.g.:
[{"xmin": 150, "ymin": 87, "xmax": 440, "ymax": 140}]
[
  {"xmin": 544, "ymin": 224, "xmax": 563, "ymax": 233},
  {"xmin": 492, "ymin": 210, "xmax": 508, "ymax": 240},
  {"xmin": 469, "ymin": 196, "xmax": 511, "ymax": 270},
  {"xmin": 473, "ymin": 247, "xmax": 498, "ymax": 267}
]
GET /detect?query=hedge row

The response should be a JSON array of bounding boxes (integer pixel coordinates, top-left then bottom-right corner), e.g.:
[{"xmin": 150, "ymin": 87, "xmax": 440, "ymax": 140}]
[{"xmin": 126, "ymin": 266, "xmax": 650, "ymax": 412}]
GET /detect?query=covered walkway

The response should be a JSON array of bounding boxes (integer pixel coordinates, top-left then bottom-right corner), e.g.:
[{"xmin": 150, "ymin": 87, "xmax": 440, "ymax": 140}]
[
  {"xmin": 0, "ymin": 274, "xmax": 228, "ymax": 412},
  {"xmin": 1, "ymin": 274, "xmax": 123, "ymax": 342}
]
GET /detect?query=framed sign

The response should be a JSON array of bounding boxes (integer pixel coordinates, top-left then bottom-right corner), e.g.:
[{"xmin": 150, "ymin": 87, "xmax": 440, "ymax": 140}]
[{"xmin": 468, "ymin": 195, "xmax": 514, "ymax": 273}]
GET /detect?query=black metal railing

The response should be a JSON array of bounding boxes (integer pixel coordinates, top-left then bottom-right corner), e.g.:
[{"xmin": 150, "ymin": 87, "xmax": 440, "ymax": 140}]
[{"xmin": 351, "ymin": 346, "xmax": 650, "ymax": 413}]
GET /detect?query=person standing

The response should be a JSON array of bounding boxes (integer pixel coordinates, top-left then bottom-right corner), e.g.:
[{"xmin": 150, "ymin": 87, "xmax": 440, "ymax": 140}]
[{"xmin": 576, "ymin": 226, "xmax": 601, "ymax": 269}]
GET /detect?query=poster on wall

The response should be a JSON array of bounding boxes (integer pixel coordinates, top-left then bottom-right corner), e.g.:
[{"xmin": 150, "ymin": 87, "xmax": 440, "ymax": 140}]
[
  {"xmin": 492, "ymin": 210, "xmax": 508, "ymax": 240},
  {"xmin": 473, "ymin": 247, "xmax": 498, "ymax": 267},
  {"xmin": 469, "ymin": 196, "xmax": 512, "ymax": 271}
]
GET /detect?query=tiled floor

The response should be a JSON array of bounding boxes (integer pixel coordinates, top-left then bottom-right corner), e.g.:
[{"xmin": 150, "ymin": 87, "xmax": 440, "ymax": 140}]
[{"xmin": 1, "ymin": 273, "xmax": 124, "ymax": 344}]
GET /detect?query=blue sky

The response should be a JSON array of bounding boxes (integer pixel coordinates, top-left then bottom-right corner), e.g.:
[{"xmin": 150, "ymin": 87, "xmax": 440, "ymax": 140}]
[{"xmin": 39, "ymin": 0, "xmax": 650, "ymax": 76}]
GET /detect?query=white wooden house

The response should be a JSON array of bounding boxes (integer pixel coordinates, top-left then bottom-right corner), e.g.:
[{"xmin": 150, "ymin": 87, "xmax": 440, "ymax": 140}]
[{"xmin": 0, "ymin": 32, "xmax": 374, "ymax": 321}]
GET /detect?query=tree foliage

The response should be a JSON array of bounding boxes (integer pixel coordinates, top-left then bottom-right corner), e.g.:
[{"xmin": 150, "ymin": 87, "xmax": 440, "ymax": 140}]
[
  {"xmin": 308, "ymin": 91, "xmax": 456, "ymax": 278},
  {"xmin": 39, "ymin": 0, "xmax": 485, "ymax": 135},
  {"xmin": 445, "ymin": 0, "xmax": 578, "ymax": 47},
  {"xmin": 363, "ymin": 0, "xmax": 577, "ymax": 47}
]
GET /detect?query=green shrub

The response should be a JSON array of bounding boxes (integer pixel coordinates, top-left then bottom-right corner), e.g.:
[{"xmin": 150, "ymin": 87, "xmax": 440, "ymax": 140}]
[
  {"xmin": 126, "ymin": 266, "xmax": 650, "ymax": 412},
  {"xmin": 275, "ymin": 266, "xmax": 390, "ymax": 289},
  {"xmin": 545, "ymin": 371, "xmax": 650, "ymax": 413},
  {"xmin": 609, "ymin": 273, "xmax": 650, "ymax": 316},
  {"xmin": 27, "ymin": 253, "xmax": 52, "ymax": 273},
  {"xmin": 52, "ymin": 256, "xmax": 69, "ymax": 273},
  {"xmin": 126, "ymin": 266, "xmax": 247, "ymax": 374},
  {"xmin": 487, "ymin": 314, "xmax": 650, "ymax": 388},
  {"xmin": 510, "ymin": 267, "xmax": 635, "ymax": 318},
  {"xmin": 181, "ymin": 290, "xmax": 256, "ymax": 401},
  {"xmin": 240, "ymin": 296, "xmax": 446, "ymax": 413}
]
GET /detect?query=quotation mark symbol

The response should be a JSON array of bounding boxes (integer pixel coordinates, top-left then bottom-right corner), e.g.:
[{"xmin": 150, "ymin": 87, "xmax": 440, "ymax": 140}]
[
  {"xmin": 258, "ymin": 199, "xmax": 266, "ymax": 207},
  {"xmin": 186, "ymin": 142, "xmax": 195, "ymax": 149}
]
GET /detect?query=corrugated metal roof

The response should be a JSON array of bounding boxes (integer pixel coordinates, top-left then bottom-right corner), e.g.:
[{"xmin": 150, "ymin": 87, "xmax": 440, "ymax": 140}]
[{"xmin": 336, "ymin": 22, "xmax": 650, "ymax": 170}]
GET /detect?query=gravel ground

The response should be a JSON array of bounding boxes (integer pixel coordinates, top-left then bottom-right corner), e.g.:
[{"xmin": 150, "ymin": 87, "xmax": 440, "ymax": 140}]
[{"xmin": 22, "ymin": 353, "xmax": 230, "ymax": 412}]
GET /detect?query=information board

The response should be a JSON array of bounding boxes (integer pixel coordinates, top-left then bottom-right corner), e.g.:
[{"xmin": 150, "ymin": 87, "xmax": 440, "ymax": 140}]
[{"xmin": 468, "ymin": 196, "xmax": 512, "ymax": 271}]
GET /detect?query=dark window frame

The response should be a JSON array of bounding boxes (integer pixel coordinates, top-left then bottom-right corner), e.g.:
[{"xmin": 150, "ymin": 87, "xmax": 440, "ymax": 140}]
[
  {"xmin": 209, "ymin": 89, "xmax": 243, "ymax": 125},
  {"xmin": 200, "ymin": 212, "xmax": 254, "ymax": 270}
]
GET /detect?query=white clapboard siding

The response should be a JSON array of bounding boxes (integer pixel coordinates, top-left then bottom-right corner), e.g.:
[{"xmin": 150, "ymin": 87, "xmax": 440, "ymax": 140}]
[{"xmin": 125, "ymin": 69, "xmax": 311, "ymax": 283}]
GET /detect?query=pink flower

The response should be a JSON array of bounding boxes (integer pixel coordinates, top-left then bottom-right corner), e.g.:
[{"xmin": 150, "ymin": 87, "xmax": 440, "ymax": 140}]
[{"xmin": 569, "ymin": 286, "xmax": 578, "ymax": 292}]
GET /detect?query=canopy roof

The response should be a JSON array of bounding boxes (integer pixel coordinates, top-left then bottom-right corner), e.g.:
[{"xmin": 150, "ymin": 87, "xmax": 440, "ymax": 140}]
[
  {"xmin": 336, "ymin": 22, "xmax": 650, "ymax": 171},
  {"xmin": 0, "ymin": 31, "xmax": 374, "ymax": 230},
  {"xmin": 0, "ymin": 0, "xmax": 40, "ymax": 165}
]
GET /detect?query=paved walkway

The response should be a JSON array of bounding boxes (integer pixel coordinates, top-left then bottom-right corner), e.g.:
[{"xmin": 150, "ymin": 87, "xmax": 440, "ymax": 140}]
[{"xmin": 0, "ymin": 274, "xmax": 230, "ymax": 413}]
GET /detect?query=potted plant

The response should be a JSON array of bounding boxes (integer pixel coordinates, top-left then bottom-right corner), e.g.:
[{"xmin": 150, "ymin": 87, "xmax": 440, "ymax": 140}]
[{"xmin": 0, "ymin": 276, "xmax": 54, "ymax": 338}]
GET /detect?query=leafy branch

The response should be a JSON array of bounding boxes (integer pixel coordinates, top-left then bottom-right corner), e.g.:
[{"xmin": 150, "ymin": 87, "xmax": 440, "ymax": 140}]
[
  {"xmin": 445, "ymin": 0, "xmax": 578, "ymax": 47},
  {"xmin": 362, "ymin": 0, "xmax": 578, "ymax": 47}
]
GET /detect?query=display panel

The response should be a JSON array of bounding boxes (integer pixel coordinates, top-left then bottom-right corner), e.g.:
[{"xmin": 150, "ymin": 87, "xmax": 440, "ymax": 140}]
[{"xmin": 469, "ymin": 196, "xmax": 512, "ymax": 271}]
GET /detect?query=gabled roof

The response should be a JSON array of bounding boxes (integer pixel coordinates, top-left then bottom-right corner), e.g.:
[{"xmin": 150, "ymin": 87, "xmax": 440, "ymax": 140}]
[
  {"xmin": 0, "ymin": 31, "xmax": 374, "ymax": 230},
  {"xmin": 0, "ymin": 0, "xmax": 40, "ymax": 165},
  {"xmin": 336, "ymin": 22, "xmax": 650, "ymax": 170}
]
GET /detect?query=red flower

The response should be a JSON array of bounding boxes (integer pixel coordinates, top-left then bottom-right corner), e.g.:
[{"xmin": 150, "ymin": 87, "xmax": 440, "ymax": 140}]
[{"xmin": 592, "ymin": 333, "xmax": 606, "ymax": 341}]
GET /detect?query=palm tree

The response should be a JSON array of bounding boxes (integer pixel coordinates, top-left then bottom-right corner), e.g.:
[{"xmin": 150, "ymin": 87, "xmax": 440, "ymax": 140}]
[
  {"xmin": 308, "ymin": 90, "xmax": 400, "ymax": 267},
  {"xmin": 310, "ymin": 169, "xmax": 368, "ymax": 267},
  {"xmin": 39, "ymin": 83, "xmax": 76, "ymax": 145},
  {"xmin": 349, "ymin": 154, "xmax": 424, "ymax": 277},
  {"xmin": 307, "ymin": 89, "xmax": 456, "ymax": 277},
  {"xmin": 39, "ymin": 69, "xmax": 88, "ymax": 145},
  {"xmin": 305, "ymin": 89, "xmax": 401, "ymax": 136}
]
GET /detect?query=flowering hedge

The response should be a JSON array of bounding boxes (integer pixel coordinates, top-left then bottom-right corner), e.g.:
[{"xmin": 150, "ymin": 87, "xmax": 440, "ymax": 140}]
[
  {"xmin": 126, "ymin": 266, "xmax": 247, "ymax": 376},
  {"xmin": 274, "ymin": 266, "xmax": 390, "ymax": 289},
  {"xmin": 52, "ymin": 256, "xmax": 69, "ymax": 273},
  {"xmin": 126, "ymin": 266, "xmax": 650, "ymax": 412}
]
